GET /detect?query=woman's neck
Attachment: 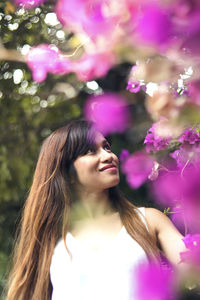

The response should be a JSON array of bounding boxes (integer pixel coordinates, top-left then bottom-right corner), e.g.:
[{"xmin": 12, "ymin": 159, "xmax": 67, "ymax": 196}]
[{"xmin": 70, "ymin": 189, "xmax": 116, "ymax": 222}]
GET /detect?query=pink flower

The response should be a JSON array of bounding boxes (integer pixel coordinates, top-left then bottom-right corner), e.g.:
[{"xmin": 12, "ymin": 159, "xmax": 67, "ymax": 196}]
[
  {"xmin": 144, "ymin": 122, "xmax": 171, "ymax": 153},
  {"xmin": 152, "ymin": 165, "xmax": 200, "ymax": 231},
  {"xmin": 187, "ymin": 80, "xmax": 200, "ymax": 105},
  {"xmin": 135, "ymin": 261, "xmax": 177, "ymax": 300},
  {"xmin": 126, "ymin": 79, "xmax": 141, "ymax": 93},
  {"xmin": 179, "ymin": 127, "xmax": 200, "ymax": 145},
  {"xmin": 170, "ymin": 205, "xmax": 186, "ymax": 234},
  {"xmin": 170, "ymin": 127, "xmax": 200, "ymax": 168},
  {"xmin": 119, "ymin": 149, "xmax": 130, "ymax": 162},
  {"xmin": 173, "ymin": 1, "xmax": 200, "ymax": 56},
  {"xmin": 72, "ymin": 52, "xmax": 115, "ymax": 82},
  {"xmin": 26, "ymin": 44, "xmax": 71, "ymax": 82},
  {"xmin": 14, "ymin": 0, "xmax": 45, "ymax": 9},
  {"xmin": 84, "ymin": 93, "xmax": 130, "ymax": 136},
  {"xmin": 121, "ymin": 151, "xmax": 154, "ymax": 189},
  {"xmin": 134, "ymin": 2, "xmax": 172, "ymax": 48},
  {"xmin": 151, "ymin": 169, "xmax": 183, "ymax": 207},
  {"xmin": 180, "ymin": 234, "xmax": 200, "ymax": 266},
  {"xmin": 170, "ymin": 146, "xmax": 200, "ymax": 169},
  {"xmin": 56, "ymin": 0, "xmax": 119, "ymax": 40}
]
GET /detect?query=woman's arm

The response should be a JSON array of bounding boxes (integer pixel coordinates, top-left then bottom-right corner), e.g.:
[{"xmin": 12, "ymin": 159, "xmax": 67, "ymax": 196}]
[{"xmin": 145, "ymin": 208, "xmax": 187, "ymax": 265}]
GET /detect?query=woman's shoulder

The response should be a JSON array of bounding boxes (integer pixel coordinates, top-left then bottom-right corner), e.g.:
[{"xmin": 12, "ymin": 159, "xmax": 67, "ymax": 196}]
[
  {"xmin": 142, "ymin": 207, "xmax": 169, "ymax": 233},
  {"xmin": 51, "ymin": 238, "xmax": 71, "ymax": 268},
  {"xmin": 50, "ymin": 238, "xmax": 71, "ymax": 283},
  {"xmin": 135, "ymin": 207, "xmax": 170, "ymax": 236},
  {"xmin": 144, "ymin": 207, "xmax": 169, "ymax": 229},
  {"xmin": 144, "ymin": 208, "xmax": 186, "ymax": 265}
]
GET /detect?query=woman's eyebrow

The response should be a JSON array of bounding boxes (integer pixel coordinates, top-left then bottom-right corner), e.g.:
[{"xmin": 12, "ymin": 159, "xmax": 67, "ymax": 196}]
[{"xmin": 102, "ymin": 139, "xmax": 111, "ymax": 146}]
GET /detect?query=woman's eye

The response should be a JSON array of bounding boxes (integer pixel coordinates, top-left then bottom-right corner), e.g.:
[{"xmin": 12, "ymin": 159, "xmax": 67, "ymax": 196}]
[{"xmin": 104, "ymin": 144, "xmax": 111, "ymax": 151}]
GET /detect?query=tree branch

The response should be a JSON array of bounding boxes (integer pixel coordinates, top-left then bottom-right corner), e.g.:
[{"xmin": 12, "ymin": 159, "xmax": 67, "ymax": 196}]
[{"xmin": 0, "ymin": 43, "xmax": 25, "ymax": 63}]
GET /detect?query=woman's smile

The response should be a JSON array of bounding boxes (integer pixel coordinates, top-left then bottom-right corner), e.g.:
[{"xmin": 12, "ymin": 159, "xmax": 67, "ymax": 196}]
[{"xmin": 99, "ymin": 164, "xmax": 118, "ymax": 172}]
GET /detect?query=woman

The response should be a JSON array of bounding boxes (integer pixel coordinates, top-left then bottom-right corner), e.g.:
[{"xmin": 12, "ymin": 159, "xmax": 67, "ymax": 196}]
[{"xmin": 6, "ymin": 120, "xmax": 186, "ymax": 300}]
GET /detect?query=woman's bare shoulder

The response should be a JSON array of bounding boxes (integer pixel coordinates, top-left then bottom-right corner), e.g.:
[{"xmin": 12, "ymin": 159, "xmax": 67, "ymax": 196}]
[
  {"xmin": 144, "ymin": 207, "xmax": 186, "ymax": 264},
  {"xmin": 144, "ymin": 207, "xmax": 165, "ymax": 231}
]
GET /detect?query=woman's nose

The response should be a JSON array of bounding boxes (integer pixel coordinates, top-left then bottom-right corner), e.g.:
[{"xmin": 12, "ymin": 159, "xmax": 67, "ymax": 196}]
[{"xmin": 100, "ymin": 149, "xmax": 113, "ymax": 163}]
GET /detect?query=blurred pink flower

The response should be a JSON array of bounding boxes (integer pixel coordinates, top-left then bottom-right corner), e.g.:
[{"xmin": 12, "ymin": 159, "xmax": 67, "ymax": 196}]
[
  {"xmin": 152, "ymin": 165, "xmax": 200, "ymax": 231},
  {"xmin": 135, "ymin": 261, "xmax": 177, "ymax": 300},
  {"xmin": 119, "ymin": 149, "xmax": 130, "ymax": 162},
  {"xmin": 144, "ymin": 122, "xmax": 171, "ymax": 153},
  {"xmin": 26, "ymin": 44, "xmax": 71, "ymax": 82},
  {"xmin": 187, "ymin": 80, "xmax": 200, "ymax": 105},
  {"xmin": 126, "ymin": 66, "xmax": 144, "ymax": 93},
  {"xmin": 170, "ymin": 146, "xmax": 200, "ymax": 169},
  {"xmin": 134, "ymin": 2, "xmax": 172, "ymax": 48},
  {"xmin": 170, "ymin": 205, "xmax": 186, "ymax": 234},
  {"xmin": 121, "ymin": 151, "xmax": 154, "ymax": 189},
  {"xmin": 180, "ymin": 234, "xmax": 200, "ymax": 265},
  {"xmin": 151, "ymin": 169, "xmax": 183, "ymax": 207},
  {"xmin": 172, "ymin": 1, "xmax": 200, "ymax": 56},
  {"xmin": 84, "ymin": 93, "xmax": 130, "ymax": 136},
  {"xmin": 126, "ymin": 79, "xmax": 141, "ymax": 93},
  {"xmin": 56, "ymin": 0, "xmax": 119, "ymax": 40},
  {"xmin": 14, "ymin": 0, "xmax": 45, "ymax": 9},
  {"xmin": 72, "ymin": 52, "xmax": 115, "ymax": 82},
  {"xmin": 170, "ymin": 127, "xmax": 200, "ymax": 168}
]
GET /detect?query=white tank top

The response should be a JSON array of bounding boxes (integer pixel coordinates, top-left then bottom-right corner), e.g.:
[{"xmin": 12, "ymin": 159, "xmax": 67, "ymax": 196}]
[{"xmin": 50, "ymin": 207, "xmax": 148, "ymax": 300}]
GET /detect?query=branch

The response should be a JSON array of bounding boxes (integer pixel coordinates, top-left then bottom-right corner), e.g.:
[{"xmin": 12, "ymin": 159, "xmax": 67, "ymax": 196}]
[{"xmin": 0, "ymin": 42, "xmax": 25, "ymax": 63}]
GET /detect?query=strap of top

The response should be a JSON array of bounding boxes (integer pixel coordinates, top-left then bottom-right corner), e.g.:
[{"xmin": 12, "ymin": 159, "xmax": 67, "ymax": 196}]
[{"xmin": 136, "ymin": 207, "xmax": 149, "ymax": 231}]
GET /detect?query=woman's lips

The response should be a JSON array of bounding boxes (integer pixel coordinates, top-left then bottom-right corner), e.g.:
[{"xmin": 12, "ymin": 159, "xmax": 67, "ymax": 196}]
[
  {"xmin": 103, "ymin": 167, "xmax": 118, "ymax": 172},
  {"xmin": 99, "ymin": 164, "xmax": 118, "ymax": 171}
]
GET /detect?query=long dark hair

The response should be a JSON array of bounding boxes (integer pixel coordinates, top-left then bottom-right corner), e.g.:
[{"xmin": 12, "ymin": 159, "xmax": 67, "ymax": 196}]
[{"xmin": 6, "ymin": 120, "xmax": 159, "ymax": 300}]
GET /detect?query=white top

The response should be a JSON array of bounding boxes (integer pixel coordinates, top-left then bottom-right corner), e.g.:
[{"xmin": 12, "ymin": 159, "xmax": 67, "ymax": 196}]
[{"xmin": 50, "ymin": 207, "xmax": 148, "ymax": 300}]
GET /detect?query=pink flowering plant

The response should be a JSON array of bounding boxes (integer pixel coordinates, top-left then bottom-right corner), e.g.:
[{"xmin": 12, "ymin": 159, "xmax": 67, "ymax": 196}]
[
  {"xmin": 14, "ymin": 0, "xmax": 45, "ymax": 9},
  {"xmin": 180, "ymin": 234, "xmax": 200, "ymax": 266},
  {"xmin": 135, "ymin": 261, "xmax": 178, "ymax": 300},
  {"xmin": 26, "ymin": 44, "xmax": 71, "ymax": 82},
  {"xmin": 121, "ymin": 151, "xmax": 155, "ymax": 189},
  {"xmin": 144, "ymin": 122, "xmax": 172, "ymax": 153},
  {"xmin": 84, "ymin": 93, "xmax": 130, "ymax": 136}
]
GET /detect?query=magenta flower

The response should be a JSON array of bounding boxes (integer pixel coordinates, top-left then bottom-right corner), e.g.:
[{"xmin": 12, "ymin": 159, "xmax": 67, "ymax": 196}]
[
  {"xmin": 170, "ymin": 127, "xmax": 200, "ymax": 168},
  {"xmin": 170, "ymin": 146, "xmax": 200, "ymax": 169},
  {"xmin": 135, "ymin": 261, "xmax": 177, "ymax": 300},
  {"xmin": 152, "ymin": 165, "xmax": 200, "ymax": 231},
  {"xmin": 172, "ymin": 1, "xmax": 200, "ymax": 55},
  {"xmin": 187, "ymin": 80, "xmax": 200, "ymax": 105},
  {"xmin": 144, "ymin": 122, "xmax": 171, "ymax": 153},
  {"xmin": 72, "ymin": 52, "xmax": 115, "ymax": 82},
  {"xmin": 26, "ymin": 44, "xmax": 71, "ymax": 82},
  {"xmin": 56, "ymin": 0, "xmax": 118, "ymax": 40},
  {"xmin": 180, "ymin": 29, "xmax": 200, "ymax": 57},
  {"xmin": 179, "ymin": 127, "xmax": 200, "ymax": 145},
  {"xmin": 151, "ymin": 169, "xmax": 183, "ymax": 207},
  {"xmin": 170, "ymin": 205, "xmax": 186, "ymax": 234},
  {"xmin": 119, "ymin": 149, "xmax": 130, "ymax": 163},
  {"xmin": 126, "ymin": 79, "xmax": 141, "ymax": 93},
  {"xmin": 14, "ymin": 0, "xmax": 45, "ymax": 9},
  {"xmin": 135, "ymin": 2, "xmax": 172, "ymax": 48},
  {"xmin": 84, "ymin": 93, "xmax": 130, "ymax": 136},
  {"xmin": 121, "ymin": 151, "xmax": 154, "ymax": 189},
  {"xmin": 180, "ymin": 234, "xmax": 200, "ymax": 265}
]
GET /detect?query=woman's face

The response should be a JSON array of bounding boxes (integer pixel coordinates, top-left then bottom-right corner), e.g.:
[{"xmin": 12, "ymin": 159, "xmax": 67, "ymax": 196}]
[{"xmin": 73, "ymin": 132, "xmax": 119, "ymax": 192}]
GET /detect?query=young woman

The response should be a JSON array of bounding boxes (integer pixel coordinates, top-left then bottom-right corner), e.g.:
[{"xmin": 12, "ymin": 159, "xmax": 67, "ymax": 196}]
[{"xmin": 6, "ymin": 119, "xmax": 186, "ymax": 300}]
